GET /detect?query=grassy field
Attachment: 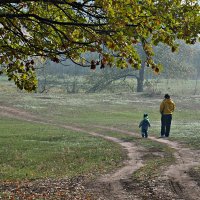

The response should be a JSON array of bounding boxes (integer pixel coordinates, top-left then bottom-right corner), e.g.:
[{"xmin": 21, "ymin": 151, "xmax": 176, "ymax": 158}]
[
  {"xmin": 0, "ymin": 118, "xmax": 125, "ymax": 180},
  {"xmin": 0, "ymin": 77, "xmax": 200, "ymax": 181}
]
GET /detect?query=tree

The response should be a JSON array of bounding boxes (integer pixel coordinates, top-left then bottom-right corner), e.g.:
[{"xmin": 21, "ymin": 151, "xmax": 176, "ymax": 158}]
[
  {"xmin": 86, "ymin": 67, "xmax": 138, "ymax": 93},
  {"xmin": 188, "ymin": 43, "xmax": 200, "ymax": 94},
  {"xmin": 0, "ymin": 0, "xmax": 200, "ymax": 91},
  {"xmin": 153, "ymin": 41, "xmax": 197, "ymax": 80}
]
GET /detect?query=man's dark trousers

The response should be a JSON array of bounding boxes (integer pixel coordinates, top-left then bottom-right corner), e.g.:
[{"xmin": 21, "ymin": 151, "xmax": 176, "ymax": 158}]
[{"xmin": 161, "ymin": 114, "xmax": 172, "ymax": 137}]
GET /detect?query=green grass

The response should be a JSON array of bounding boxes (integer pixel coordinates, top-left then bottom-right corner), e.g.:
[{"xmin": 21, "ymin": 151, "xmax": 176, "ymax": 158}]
[
  {"xmin": 77, "ymin": 127, "xmax": 176, "ymax": 180},
  {"xmin": 132, "ymin": 139, "xmax": 175, "ymax": 180},
  {"xmin": 0, "ymin": 118, "xmax": 125, "ymax": 180},
  {"xmin": 0, "ymin": 77, "xmax": 200, "ymax": 181}
]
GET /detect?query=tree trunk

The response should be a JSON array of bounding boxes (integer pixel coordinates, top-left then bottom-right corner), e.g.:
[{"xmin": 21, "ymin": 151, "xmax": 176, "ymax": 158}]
[
  {"xmin": 193, "ymin": 67, "xmax": 200, "ymax": 95},
  {"xmin": 136, "ymin": 62, "xmax": 145, "ymax": 92}
]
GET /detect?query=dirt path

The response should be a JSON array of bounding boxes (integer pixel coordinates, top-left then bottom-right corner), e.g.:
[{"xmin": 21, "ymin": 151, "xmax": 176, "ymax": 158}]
[
  {"xmin": 151, "ymin": 137, "xmax": 200, "ymax": 200},
  {"xmin": 55, "ymin": 125, "xmax": 146, "ymax": 199},
  {"xmin": 0, "ymin": 106, "xmax": 200, "ymax": 199},
  {"xmin": 0, "ymin": 106, "xmax": 145, "ymax": 199},
  {"xmin": 95, "ymin": 126, "xmax": 200, "ymax": 200}
]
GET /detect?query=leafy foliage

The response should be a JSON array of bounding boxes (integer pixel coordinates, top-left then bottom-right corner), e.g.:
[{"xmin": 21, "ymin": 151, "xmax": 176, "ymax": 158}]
[{"xmin": 0, "ymin": 0, "xmax": 200, "ymax": 91}]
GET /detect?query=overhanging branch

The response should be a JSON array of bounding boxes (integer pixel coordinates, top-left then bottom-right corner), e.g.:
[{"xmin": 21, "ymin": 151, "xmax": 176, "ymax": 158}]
[
  {"xmin": 0, "ymin": 13, "xmax": 108, "ymax": 27},
  {"xmin": 0, "ymin": 0, "xmax": 67, "ymax": 4}
]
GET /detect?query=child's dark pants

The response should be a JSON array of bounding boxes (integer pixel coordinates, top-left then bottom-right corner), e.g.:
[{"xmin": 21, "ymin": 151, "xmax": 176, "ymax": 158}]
[{"xmin": 142, "ymin": 129, "xmax": 148, "ymax": 138}]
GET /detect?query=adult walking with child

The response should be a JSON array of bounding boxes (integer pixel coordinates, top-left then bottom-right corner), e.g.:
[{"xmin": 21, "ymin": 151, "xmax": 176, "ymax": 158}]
[{"xmin": 160, "ymin": 94, "xmax": 175, "ymax": 138}]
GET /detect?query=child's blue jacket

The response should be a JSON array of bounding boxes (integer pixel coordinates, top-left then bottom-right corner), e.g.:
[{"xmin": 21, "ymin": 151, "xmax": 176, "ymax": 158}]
[{"xmin": 139, "ymin": 117, "xmax": 151, "ymax": 130}]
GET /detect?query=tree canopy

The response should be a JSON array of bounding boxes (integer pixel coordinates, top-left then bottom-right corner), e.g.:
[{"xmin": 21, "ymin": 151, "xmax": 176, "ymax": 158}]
[{"xmin": 0, "ymin": 0, "xmax": 200, "ymax": 91}]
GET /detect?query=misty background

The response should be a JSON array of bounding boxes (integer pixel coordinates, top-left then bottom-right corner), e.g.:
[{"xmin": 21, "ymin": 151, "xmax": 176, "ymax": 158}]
[{"xmin": 36, "ymin": 41, "xmax": 200, "ymax": 96}]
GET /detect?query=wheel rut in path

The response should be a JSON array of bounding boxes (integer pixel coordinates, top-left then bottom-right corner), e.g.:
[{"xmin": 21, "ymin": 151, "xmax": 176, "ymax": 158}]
[
  {"xmin": 151, "ymin": 136, "xmax": 200, "ymax": 200},
  {"xmin": 95, "ymin": 125, "xmax": 200, "ymax": 200}
]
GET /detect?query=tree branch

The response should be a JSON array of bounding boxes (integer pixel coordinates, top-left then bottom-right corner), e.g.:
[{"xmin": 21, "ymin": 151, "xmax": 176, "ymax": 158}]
[
  {"xmin": 0, "ymin": 13, "xmax": 108, "ymax": 27},
  {"xmin": 0, "ymin": 0, "xmax": 67, "ymax": 4}
]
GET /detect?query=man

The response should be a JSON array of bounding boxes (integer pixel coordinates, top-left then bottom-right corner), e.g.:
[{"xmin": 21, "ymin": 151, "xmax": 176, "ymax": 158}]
[{"xmin": 160, "ymin": 94, "xmax": 175, "ymax": 137}]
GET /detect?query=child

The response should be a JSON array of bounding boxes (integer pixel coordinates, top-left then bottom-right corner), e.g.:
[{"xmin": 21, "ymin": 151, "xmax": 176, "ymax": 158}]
[{"xmin": 139, "ymin": 113, "xmax": 151, "ymax": 138}]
